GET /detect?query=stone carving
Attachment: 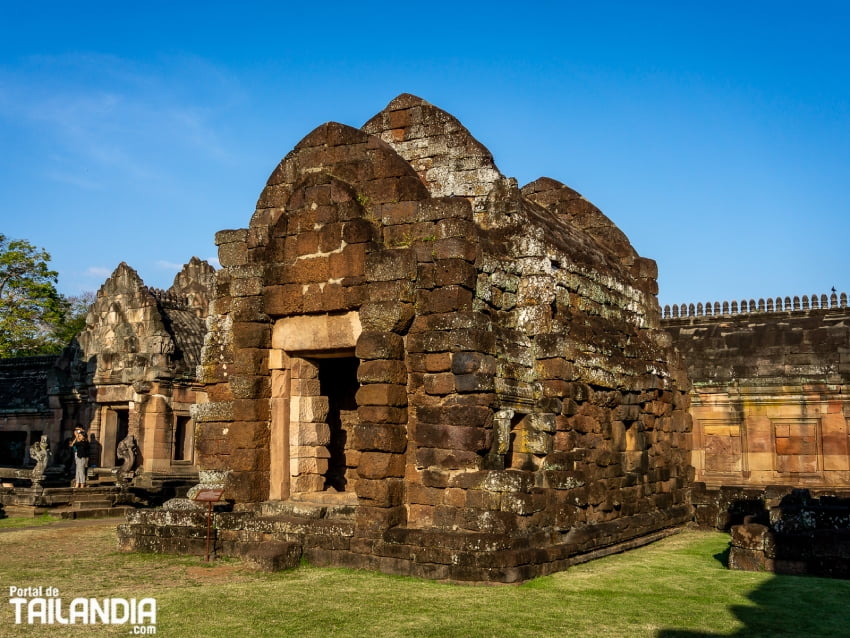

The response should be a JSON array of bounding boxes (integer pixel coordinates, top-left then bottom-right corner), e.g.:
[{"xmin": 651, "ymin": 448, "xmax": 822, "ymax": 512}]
[
  {"xmin": 76, "ymin": 261, "xmax": 213, "ymax": 385},
  {"xmin": 29, "ymin": 435, "xmax": 51, "ymax": 481},
  {"xmin": 664, "ymin": 290, "xmax": 848, "ymax": 318},
  {"xmin": 116, "ymin": 434, "xmax": 139, "ymax": 473}
]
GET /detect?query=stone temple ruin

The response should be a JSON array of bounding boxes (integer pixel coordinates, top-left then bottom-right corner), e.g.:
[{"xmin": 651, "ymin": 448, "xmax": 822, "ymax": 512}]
[
  {"xmin": 666, "ymin": 295, "xmax": 850, "ymax": 492},
  {"xmin": 118, "ymin": 94, "xmax": 694, "ymax": 582},
  {"xmin": 2, "ymin": 94, "xmax": 848, "ymax": 581},
  {"xmin": 0, "ymin": 257, "xmax": 214, "ymax": 511},
  {"xmin": 664, "ymin": 294, "xmax": 850, "ymax": 576}
]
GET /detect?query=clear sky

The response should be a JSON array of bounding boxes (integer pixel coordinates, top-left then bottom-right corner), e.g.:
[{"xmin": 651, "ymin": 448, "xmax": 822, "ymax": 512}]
[{"xmin": 1, "ymin": 1, "xmax": 848, "ymax": 310}]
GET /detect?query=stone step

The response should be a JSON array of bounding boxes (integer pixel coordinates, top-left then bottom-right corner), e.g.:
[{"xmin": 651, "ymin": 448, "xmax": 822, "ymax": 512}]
[
  {"xmin": 2, "ymin": 505, "xmax": 54, "ymax": 518},
  {"xmin": 230, "ymin": 540, "xmax": 302, "ymax": 572},
  {"xmin": 60, "ymin": 506, "xmax": 134, "ymax": 520},
  {"xmin": 258, "ymin": 494, "xmax": 357, "ymax": 520},
  {"xmin": 73, "ymin": 499, "xmax": 114, "ymax": 510}
]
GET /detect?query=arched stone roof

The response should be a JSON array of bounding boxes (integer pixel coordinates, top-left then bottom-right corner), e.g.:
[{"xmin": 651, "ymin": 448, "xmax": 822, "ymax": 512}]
[
  {"xmin": 362, "ymin": 93, "xmax": 506, "ymax": 213},
  {"xmin": 253, "ymin": 121, "xmax": 428, "ymax": 230},
  {"xmin": 522, "ymin": 177, "xmax": 638, "ymax": 265}
]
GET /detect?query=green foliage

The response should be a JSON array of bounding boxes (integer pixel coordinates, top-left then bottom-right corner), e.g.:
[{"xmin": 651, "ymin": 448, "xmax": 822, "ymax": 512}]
[
  {"xmin": 0, "ymin": 234, "xmax": 64, "ymax": 357},
  {"xmin": 355, "ymin": 193, "xmax": 370, "ymax": 207},
  {"xmin": 52, "ymin": 291, "xmax": 96, "ymax": 346},
  {"xmin": 0, "ymin": 234, "xmax": 94, "ymax": 358}
]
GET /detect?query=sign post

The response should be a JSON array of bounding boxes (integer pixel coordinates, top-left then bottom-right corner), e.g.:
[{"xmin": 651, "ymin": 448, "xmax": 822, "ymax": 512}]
[{"xmin": 192, "ymin": 488, "xmax": 224, "ymax": 562}]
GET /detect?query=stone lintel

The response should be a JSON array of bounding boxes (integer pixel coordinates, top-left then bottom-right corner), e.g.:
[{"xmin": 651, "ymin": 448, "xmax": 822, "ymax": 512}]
[{"xmin": 272, "ymin": 311, "xmax": 361, "ymax": 354}]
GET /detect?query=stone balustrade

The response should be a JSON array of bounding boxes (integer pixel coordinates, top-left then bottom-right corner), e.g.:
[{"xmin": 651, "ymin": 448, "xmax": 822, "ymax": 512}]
[{"xmin": 663, "ymin": 291, "xmax": 847, "ymax": 319}]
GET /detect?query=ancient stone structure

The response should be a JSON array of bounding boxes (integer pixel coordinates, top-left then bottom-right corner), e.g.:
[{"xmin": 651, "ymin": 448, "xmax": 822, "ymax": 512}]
[
  {"xmin": 728, "ymin": 489, "xmax": 850, "ymax": 578},
  {"xmin": 0, "ymin": 257, "xmax": 214, "ymax": 502},
  {"xmin": 664, "ymin": 294, "xmax": 850, "ymax": 490},
  {"xmin": 0, "ymin": 356, "xmax": 64, "ymax": 467},
  {"xmin": 29, "ymin": 435, "xmax": 52, "ymax": 482},
  {"xmin": 664, "ymin": 294, "xmax": 850, "ymax": 547},
  {"xmin": 120, "ymin": 94, "xmax": 694, "ymax": 582},
  {"xmin": 116, "ymin": 433, "xmax": 139, "ymax": 477},
  {"xmin": 71, "ymin": 258, "xmax": 214, "ymax": 484}
]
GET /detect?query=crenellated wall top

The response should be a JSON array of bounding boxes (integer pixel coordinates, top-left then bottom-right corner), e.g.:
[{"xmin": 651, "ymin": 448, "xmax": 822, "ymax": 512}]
[{"xmin": 663, "ymin": 291, "xmax": 848, "ymax": 320}]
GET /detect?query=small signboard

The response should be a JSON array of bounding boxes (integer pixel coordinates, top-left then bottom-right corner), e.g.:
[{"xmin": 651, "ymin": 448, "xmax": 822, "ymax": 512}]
[
  {"xmin": 192, "ymin": 488, "xmax": 225, "ymax": 562},
  {"xmin": 192, "ymin": 488, "xmax": 224, "ymax": 503}
]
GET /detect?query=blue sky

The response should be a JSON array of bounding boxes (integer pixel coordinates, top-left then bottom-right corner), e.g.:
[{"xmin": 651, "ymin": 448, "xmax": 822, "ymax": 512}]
[{"xmin": 1, "ymin": 1, "xmax": 848, "ymax": 309}]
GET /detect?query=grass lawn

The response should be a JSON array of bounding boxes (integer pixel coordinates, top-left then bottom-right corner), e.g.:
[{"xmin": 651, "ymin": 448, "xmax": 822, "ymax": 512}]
[
  {"xmin": 1, "ymin": 517, "xmax": 848, "ymax": 637},
  {"xmin": 0, "ymin": 513, "xmax": 59, "ymax": 529}
]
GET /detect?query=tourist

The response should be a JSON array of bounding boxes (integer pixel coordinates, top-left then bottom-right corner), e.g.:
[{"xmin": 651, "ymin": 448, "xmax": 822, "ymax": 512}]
[{"xmin": 70, "ymin": 428, "xmax": 90, "ymax": 488}]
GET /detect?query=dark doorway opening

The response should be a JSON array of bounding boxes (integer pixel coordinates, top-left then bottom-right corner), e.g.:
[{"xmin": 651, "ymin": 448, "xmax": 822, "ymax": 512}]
[
  {"xmin": 173, "ymin": 415, "xmax": 192, "ymax": 461},
  {"xmin": 116, "ymin": 410, "xmax": 129, "ymax": 453},
  {"xmin": 317, "ymin": 357, "xmax": 359, "ymax": 492},
  {"xmin": 0, "ymin": 431, "xmax": 27, "ymax": 465}
]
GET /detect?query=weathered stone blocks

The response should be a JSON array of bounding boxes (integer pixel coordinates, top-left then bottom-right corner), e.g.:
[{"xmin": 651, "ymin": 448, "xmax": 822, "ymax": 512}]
[
  {"xmin": 357, "ymin": 360, "xmax": 407, "ymax": 384},
  {"xmin": 352, "ymin": 423, "xmax": 407, "ymax": 453},
  {"xmin": 163, "ymin": 93, "xmax": 699, "ymax": 583},
  {"xmin": 355, "ymin": 384, "xmax": 407, "ymax": 407},
  {"xmin": 290, "ymin": 422, "xmax": 331, "ymax": 446},
  {"xmin": 359, "ymin": 302, "xmax": 414, "ymax": 333},
  {"xmin": 355, "ymin": 332, "xmax": 405, "ymax": 360},
  {"xmin": 289, "ymin": 396, "xmax": 329, "ymax": 424}
]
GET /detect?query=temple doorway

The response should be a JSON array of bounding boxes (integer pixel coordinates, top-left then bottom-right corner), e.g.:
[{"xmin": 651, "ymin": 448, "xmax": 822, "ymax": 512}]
[{"xmin": 317, "ymin": 357, "xmax": 359, "ymax": 492}]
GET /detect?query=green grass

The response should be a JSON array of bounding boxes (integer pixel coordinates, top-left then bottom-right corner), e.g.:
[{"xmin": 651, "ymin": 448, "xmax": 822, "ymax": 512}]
[
  {"xmin": 1, "ymin": 523, "xmax": 848, "ymax": 637},
  {"xmin": 0, "ymin": 513, "xmax": 59, "ymax": 529}
]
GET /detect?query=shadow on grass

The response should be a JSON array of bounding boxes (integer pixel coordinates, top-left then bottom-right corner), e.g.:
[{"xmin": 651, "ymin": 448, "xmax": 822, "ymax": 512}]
[
  {"xmin": 712, "ymin": 545, "xmax": 730, "ymax": 568},
  {"xmin": 657, "ymin": 571, "xmax": 850, "ymax": 637}
]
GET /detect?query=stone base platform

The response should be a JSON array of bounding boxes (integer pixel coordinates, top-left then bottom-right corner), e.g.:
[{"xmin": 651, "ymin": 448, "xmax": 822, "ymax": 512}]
[
  {"xmin": 692, "ymin": 482, "xmax": 850, "ymax": 531},
  {"xmin": 0, "ymin": 485, "xmax": 132, "ymax": 512},
  {"xmin": 0, "ymin": 467, "xmax": 199, "ymax": 517},
  {"xmin": 117, "ymin": 501, "xmax": 691, "ymax": 583}
]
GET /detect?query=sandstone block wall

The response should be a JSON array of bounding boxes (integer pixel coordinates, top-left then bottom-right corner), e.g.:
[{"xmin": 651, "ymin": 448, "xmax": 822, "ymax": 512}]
[
  {"xmin": 0, "ymin": 356, "xmax": 63, "ymax": 465},
  {"xmin": 664, "ymin": 295, "xmax": 850, "ymax": 489}
]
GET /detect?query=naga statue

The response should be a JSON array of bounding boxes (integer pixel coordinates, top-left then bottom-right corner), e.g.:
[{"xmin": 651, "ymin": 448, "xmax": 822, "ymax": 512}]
[
  {"xmin": 29, "ymin": 435, "xmax": 52, "ymax": 481},
  {"xmin": 116, "ymin": 433, "xmax": 139, "ymax": 475}
]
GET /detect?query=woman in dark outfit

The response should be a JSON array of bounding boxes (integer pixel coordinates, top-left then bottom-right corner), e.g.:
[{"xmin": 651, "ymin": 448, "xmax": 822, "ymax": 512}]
[{"xmin": 70, "ymin": 428, "xmax": 90, "ymax": 488}]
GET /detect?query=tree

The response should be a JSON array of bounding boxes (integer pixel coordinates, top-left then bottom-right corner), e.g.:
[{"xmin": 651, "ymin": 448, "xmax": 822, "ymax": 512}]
[
  {"xmin": 53, "ymin": 291, "xmax": 96, "ymax": 346},
  {"xmin": 0, "ymin": 234, "xmax": 66, "ymax": 357}
]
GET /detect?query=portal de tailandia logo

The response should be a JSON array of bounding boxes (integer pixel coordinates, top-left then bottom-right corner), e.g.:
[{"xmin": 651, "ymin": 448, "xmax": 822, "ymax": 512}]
[{"xmin": 8, "ymin": 585, "xmax": 156, "ymax": 633}]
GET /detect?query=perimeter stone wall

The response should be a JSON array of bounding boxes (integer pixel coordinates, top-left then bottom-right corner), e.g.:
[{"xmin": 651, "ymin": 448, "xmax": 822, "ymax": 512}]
[{"xmin": 664, "ymin": 295, "xmax": 850, "ymax": 491}]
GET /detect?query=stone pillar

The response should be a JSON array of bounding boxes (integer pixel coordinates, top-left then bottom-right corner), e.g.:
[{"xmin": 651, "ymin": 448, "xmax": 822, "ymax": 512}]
[
  {"xmin": 142, "ymin": 394, "xmax": 172, "ymax": 472},
  {"xmin": 822, "ymin": 409, "xmax": 849, "ymax": 478},
  {"xmin": 100, "ymin": 408, "xmax": 119, "ymax": 467},
  {"xmin": 289, "ymin": 358, "xmax": 329, "ymax": 494},
  {"xmin": 88, "ymin": 406, "xmax": 102, "ymax": 464},
  {"xmin": 269, "ymin": 363, "xmax": 291, "ymax": 501},
  {"xmin": 746, "ymin": 415, "xmax": 775, "ymax": 483}
]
